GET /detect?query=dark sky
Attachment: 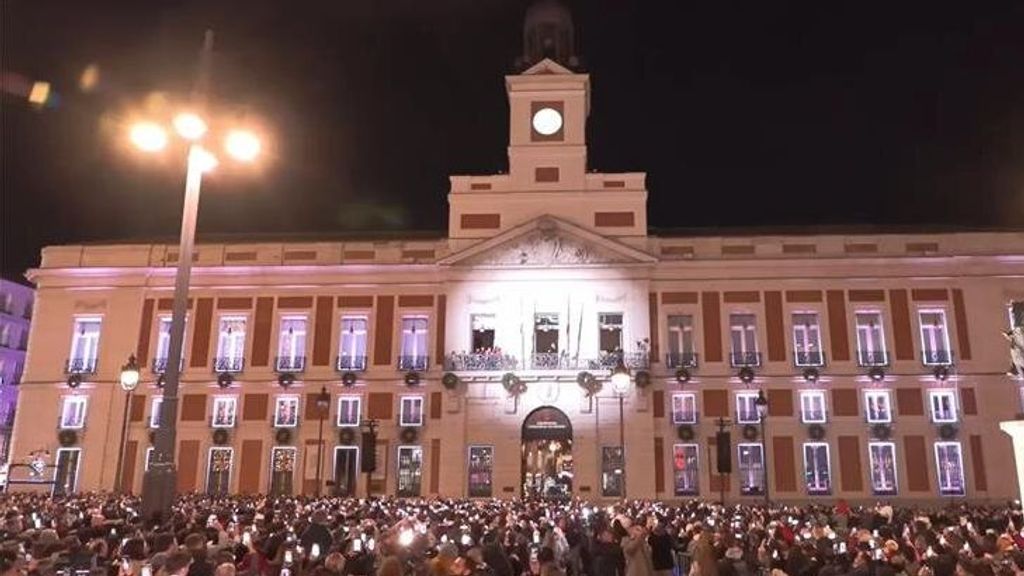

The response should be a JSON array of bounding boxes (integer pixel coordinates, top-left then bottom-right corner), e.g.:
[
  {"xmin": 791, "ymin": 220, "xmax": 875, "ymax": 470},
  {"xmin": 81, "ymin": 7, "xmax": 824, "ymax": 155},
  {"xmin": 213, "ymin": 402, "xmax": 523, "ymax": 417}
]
[{"xmin": 3, "ymin": 1, "xmax": 1024, "ymax": 277}]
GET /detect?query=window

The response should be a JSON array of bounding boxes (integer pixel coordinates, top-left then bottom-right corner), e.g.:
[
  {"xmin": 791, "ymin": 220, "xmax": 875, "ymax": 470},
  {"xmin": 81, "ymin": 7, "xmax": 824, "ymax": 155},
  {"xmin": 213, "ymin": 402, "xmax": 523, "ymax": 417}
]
[
  {"xmin": 337, "ymin": 396, "xmax": 361, "ymax": 427},
  {"xmin": 396, "ymin": 445, "xmax": 423, "ymax": 497},
  {"xmin": 929, "ymin": 390, "xmax": 957, "ymax": 423},
  {"xmin": 736, "ymin": 392, "xmax": 761, "ymax": 424},
  {"xmin": 799, "ymin": 391, "xmax": 827, "ymax": 423},
  {"xmin": 1011, "ymin": 301, "xmax": 1024, "ymax": 329},
  {"xmin": 666, "ymin": 315, "xmax": 697, "ymax": 367},
  {"xmin": 792, "ymin": 312, "xmax": 824, "ymax": 366},
  {"xmin": 738, "ymin": 443, "xmax": 765, "ymax": 496},
  {"xmin": 276, "ymin": 316, "xmax": 307, "ymax": 372},
  {"xmin": 215, "ymin": 317, "xmax": 247, "ymax": 372},
  {"xmin": 399, "ymin": 316, "xmax": 429, "ymax": 370},
  {"xmin": 672, "ymin": 444, "xmax": 699, "ymax": 496},
  {"xmin": 919, "ymin": 310, "xmax": 952, "ymax": 365},
  {"xmin": 671, "ymin": 393, "xmax": 697, "ymax": 424},
  {"xmin": 598, "ymin": 313, "xmax": 623, "ymax": 354},
  {"xmin": 534, "ymin": 313, "xmax": 560, "ymax": 355},
  {"xmin": 145, "ymin": 447, "xmax": 156, "ymax": 471},
  {"xmin": 855, "ymin": 311, "xmax": 888, "ymax": 366},
  {"xmin": 864, "ymin": 390, "xmax": 892, "ymax": 423},
  {"xmin": 868, "ymin": 442, "xmax": 898, "ymax": 495},
  {"xmin": 211, "ymin": 396, "xmax": 237, "ymax": 428},
  {"xmin": 338, "ymin": 317, "xmax": 368, "ymax": 371},
  {"xmin": 600, "ymin": 446, "xmax": 625, "ymax": 497},
  {"xmin": 153, "ymin": 316, "xmax": 187, "ymax": 373},
  {"xmin": 471, "ymin": 314, "xmax": 496, "ymax": 352},
  {"xmin": 150, "ymin": 397, "xmax": 163, "ymax": 429},
  {"xmin": 468, "ymin": 446, "xmax": 494, "ymax": 498},
  {"xmin": 729, "ymin": 313, "xmax": 759, "ymax": 366},
  {"xmin": 60, "ymin": 396, "xmax": 87, "ymax": 429},
  {"xmin": 68, "ymin": 317, "xmax": 102, "ymax": 373},
  {"xmin": 803, "ymin": 442, "xmax": 831, "ymax": 495},
  {"xmin": 934, "ymin": 442, "xmax": 966, "ymax": 496},
  {"xmin": 274, "ymin": 396, "xmax": 299, "ymax": 427},
  {"xmin": 0, "ymin": 323, "xmax": 10, "ymax": 347},
  {"xmin": 399, "ymin": 396, "xmax": 424, "ymax": 427},
  {"xmin": 207, "ymin": 447, "xmax": 233, "ymax": 495}
]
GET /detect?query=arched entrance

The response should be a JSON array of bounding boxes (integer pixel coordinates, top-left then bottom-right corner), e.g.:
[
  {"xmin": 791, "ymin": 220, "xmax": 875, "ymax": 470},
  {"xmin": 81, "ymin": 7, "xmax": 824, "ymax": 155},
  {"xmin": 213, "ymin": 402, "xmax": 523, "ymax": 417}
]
[{"xmin": 521, "ymin": 406, "xmax": 574, "ymax": 499}]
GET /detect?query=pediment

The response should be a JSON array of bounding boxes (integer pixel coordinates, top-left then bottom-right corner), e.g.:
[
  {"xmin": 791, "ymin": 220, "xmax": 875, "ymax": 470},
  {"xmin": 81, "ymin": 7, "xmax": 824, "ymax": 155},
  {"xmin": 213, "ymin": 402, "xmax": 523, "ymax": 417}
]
[
  {"xmin": 439, "ymin": 216, "xmax": 657, "ymax": 268},
  {"xmin": 521, "ymin": 58, "xmax": 575, "ymax": 76}
]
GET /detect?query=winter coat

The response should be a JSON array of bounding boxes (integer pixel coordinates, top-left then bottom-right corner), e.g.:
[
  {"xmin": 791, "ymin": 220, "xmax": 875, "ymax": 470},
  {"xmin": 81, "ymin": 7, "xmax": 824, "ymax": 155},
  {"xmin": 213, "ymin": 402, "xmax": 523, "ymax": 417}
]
[{"xmin": 622, "ymin": 535, "xmax": 655, "ymax": 576}]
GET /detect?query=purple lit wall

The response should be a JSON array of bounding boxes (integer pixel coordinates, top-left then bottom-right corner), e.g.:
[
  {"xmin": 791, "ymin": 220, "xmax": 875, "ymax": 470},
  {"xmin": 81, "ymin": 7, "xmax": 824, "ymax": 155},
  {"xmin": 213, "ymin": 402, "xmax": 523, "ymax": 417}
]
[{"xmin": 0, "ymin": 279, "xmax": 33, "ymax": 463}]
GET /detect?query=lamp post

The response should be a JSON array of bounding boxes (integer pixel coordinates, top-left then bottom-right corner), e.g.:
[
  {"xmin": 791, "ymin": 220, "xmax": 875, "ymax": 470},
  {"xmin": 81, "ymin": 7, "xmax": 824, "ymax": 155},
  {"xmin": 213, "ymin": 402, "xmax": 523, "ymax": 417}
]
[
  {"xmin": 754, "ymin": 389, "xmax": 770, "ymax": 504},
  {"xmin": 135, "ymin": 32, "xmax": 263, "ymax": 520},
  {"xmin": 113, "ymin": 355, "xmax": 141, "ymax": 493},
  {"xmin": 361, "ymin": 418, "xmax": 379, "ymax": 497},
  {"xmin": 610, "ymin": 358, "xmax": 631, "ymax": 499},
  {"xmin": 314, "ymin": 386, "xmax": 330, "ymax": 497}
]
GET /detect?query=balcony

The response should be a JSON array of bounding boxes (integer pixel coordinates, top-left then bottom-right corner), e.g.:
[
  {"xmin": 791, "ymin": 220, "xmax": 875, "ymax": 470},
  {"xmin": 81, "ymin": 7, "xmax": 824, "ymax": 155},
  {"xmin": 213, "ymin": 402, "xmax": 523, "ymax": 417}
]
[
  {"xmin": 530, "ymin": 352, "xmax": 571, "ymax": 370},
  {"xmin": 794, "ymin": 350, "xmax": 826, "ymax": 367},
  {"xmin": 64, "ymin": 357, "xmax": 98, "ymax": 375},
  {"xmin": 398, "ymin": 355, "xmax": 429, "ymax": 371},
  {"xmin": 666, "ymin": 351, "xmax": 699, "ymax": 369},
  {"xmin": 213, "ymin": 356, "xmax": 245, "ymax": 373},
  {"xmin": 729, "ymin": 351, "xmax": 761, "ymax": 368},
  {"xmin": 444, "ymin": 351, "xmax": 519, "ymax": 372},
  {"xmin": 275, "ymin": 356, "xmax": 306, "ymax": 373},
  {"xmin": 336, "ymin": 354, "xmax": 367, "ymax": 372},
  {"xmin": 922, "ymin": 349, "xmax": 953, "ymax": 366},
  {"xmin": 151, "ymin": 357, "xmax": 185, "ymax": 374},
  {"xmin": 857, "ymin": 350, "xmax": 889, "ymax": 367}
]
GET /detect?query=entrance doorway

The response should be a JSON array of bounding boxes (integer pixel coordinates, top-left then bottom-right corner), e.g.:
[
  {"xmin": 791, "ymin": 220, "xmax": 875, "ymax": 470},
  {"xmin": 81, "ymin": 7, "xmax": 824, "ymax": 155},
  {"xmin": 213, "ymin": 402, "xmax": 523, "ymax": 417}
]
[
  {"xmin": 332, "ymin": 446, "xmax": 358, "ymax": 497},
  {"xmin": 521, "ymin": 406, "xmax": 573, "ymax": 499}
]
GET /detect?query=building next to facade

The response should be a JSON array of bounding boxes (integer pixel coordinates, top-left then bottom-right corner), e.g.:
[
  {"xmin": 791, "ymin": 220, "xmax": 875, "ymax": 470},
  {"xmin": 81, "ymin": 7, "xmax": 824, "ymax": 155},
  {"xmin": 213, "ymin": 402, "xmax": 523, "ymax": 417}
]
[
  {"xmin": 0, "ymin": 278, "xmax": 33, "ymax": 463},
  {"xmin": 10, "ymin": 3, "xmax": 1024, "ymax": 502}
]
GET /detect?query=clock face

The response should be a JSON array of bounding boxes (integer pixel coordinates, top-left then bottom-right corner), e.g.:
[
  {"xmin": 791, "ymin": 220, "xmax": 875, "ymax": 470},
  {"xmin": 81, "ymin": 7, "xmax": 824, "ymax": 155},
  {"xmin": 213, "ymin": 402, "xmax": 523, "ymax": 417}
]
[{"xmin": 532, "ymin": 107, "xmax": 563, "ymax": 136}]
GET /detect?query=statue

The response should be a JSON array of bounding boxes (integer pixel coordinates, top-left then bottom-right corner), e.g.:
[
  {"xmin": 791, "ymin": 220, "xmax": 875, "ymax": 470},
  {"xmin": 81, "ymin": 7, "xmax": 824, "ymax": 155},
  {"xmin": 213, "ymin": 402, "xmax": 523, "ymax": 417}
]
[{"xmin": 1006, "ymin": 302, "xmax": 1024, "ymax": 378}]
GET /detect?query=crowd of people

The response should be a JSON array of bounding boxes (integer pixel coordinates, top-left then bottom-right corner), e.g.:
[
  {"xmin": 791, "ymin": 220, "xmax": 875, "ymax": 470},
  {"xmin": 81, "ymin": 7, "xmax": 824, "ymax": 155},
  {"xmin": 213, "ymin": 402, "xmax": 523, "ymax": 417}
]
[{"xmin": 0, "ymin": 493, "xmax": 1021, "ymax": 576}]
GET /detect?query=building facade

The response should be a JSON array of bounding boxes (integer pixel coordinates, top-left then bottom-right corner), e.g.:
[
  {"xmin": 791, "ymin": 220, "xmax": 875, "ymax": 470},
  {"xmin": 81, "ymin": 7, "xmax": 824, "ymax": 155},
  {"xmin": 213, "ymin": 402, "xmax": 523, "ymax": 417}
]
[
  {"xmin": 10, "ymin": 11, "xmax": 1024, "ymax": 502},
  {"xmin": 0, "ymin": 279, "xmax": 33, "ymax": 463}
]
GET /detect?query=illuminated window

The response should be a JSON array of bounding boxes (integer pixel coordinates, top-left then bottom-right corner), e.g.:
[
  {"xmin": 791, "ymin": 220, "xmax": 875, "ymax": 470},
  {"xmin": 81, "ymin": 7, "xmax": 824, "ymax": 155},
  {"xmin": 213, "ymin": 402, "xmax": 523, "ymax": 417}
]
[
  {"xmin": 336, "ymin": 396, "xmax": 361, "ymax": 427},
  {"xmin": 215, "ymin": 316, "xmax": 247, "ymax": 372},
  {"xmin": 671, "ymin": 393, "xmax": 697, "ymax": 424},
  {"xmin": 919, "ymin": 310, "xmax": 952, "ymax": 365},
  {"xmin": 60, "ymin": 396, "xmax": 88, "ymax": 429},
  {"xmin": 399, "ymin": 396, "xmax": 424, "ymax": 427},
  {"xmin": 153, "ymin": 315, "xmax": 187, "ymax": 373},
  {"xmin": 467, "ymin": 446, "xmax": 494, "ymax": 497},
  {"xmin": 399, "ymin": 316, "xmax": 429, "ymax": 370},
  {"xmin": 273, "ymin": 395, "xmax": 299, "ymax": 427},
  {"xmin": 929, "ymin": 390, "xmax": 957, "ymax": 423},
  {"xmin": 534, "ymin": 313, "xmax": 560, "ymax": 355},
  {"xmin": 601, "ymin": 446, "xmax": 625, "ymax": 497},
  {"xmin": 211, "ymin": 396, "xmax": 237, "ymax": 428},
  {"xmin": 737, "ymin": 443, "xmax": 765, "ymax": 496},
  {"xmin": 736, "ymin": 392, "xmax": 761, "ymax": 424},
  {"xmin": 276, "ymin": 316, "xmax": 307, "ymax": 372},
  {"xmin": 68, "ymin": 317, "xmax": 102, "ymax": 373},
  {"xmin": 396, "ymin": 445, "xmax": 423, "ymax": 497},
  {"xmin": 803, "ymin": 442, "xmax": 831, "ymax": 495},
  {"xmin": 800, "ymin": 391, "xmax": 827, "ymax": 423},
  {"xmin": 792, "ymin": 312, "xmax": 824, "ymax": 366},
  {"xmin": 338, "ymin": 317, "xmax": 368, "ymax": 371},
  {"xmin": 471, "ymin": 314, "xmax": 496, "ymax": 352},
  {"xmin": 598, "ymin": 313, "xmax": 623, "ymax": 354},
  {"xmin": 149, "ymin": 397, "xmax": 163, "ymax": 429},
  {"xmin": 855, "ymin": 311, "xmax": 888, "ymax": 366},
  {"xmin": 864, "ymin": 390, "xmax": 892, "ymax": 423},
  {"xmin": 934, "ymin": 441, "xmax": 965, "ymax": 496},
  {"xmin": 868, "ymin": 441, "xmax": 898, "ymax": 495},
  {"xmin": 729, "ymin": 314, "xmax": 760, "ymax": 367},
  {"xmin": 666, "ymin": 315, "xmax": 697, "ymax": 367},
  {"xmin": 672, "ymin": 444, "xmax": 699, "ymax": 496}
]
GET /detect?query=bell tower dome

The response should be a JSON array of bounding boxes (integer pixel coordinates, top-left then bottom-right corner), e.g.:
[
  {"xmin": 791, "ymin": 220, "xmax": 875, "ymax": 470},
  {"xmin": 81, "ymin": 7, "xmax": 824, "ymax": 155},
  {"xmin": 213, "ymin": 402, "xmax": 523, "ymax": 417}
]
[{"xmin": 519, "ymin": 0, "xmax": 579, "ymax": 70}]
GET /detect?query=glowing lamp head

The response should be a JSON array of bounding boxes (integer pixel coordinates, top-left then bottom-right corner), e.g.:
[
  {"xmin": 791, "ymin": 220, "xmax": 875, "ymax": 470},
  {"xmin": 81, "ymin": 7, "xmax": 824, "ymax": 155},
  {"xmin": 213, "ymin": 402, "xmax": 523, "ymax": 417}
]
[
  {"xmin": 532, "ymin": 107, "xmax": 563, "ymax": 136},
  {"xmin": 119, "ymin": 355, "xmax": 141, "ymax": 392},
  {"xmin": 225, "ymin": 130, "xmax": 261, "ymax": 162},
  {"xmin": 189, "ymin": 146, "xmax": 218, "ymax": 173},
  {"xmin": 130, "ymin": 122, "xmax": 168, "ymax": 152},
  {"xmin": 611, "ymin": 360, "xmax": 631, "ymax": 395},
  {"xmin": 173, "ymin": 112, "xmax": 208, "ymax": 140}
]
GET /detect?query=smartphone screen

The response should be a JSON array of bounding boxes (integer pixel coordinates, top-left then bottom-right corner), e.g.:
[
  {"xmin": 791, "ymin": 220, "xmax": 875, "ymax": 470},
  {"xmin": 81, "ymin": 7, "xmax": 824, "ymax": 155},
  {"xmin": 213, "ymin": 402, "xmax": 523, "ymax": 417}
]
[
  {"xmin": 284, "ymin": 551, "xmax": 293, "ymax": 565},
  {"xmin": 352, "ymin": 539, "xmax": 362, "ymax": 552}
]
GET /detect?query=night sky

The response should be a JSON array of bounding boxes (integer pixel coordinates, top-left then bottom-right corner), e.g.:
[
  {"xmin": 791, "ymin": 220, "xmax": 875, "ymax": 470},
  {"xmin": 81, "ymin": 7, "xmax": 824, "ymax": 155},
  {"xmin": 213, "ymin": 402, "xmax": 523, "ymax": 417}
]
[{"xmin": 3, "ymin": 1, "xmax": 1024, "ymax": 277}]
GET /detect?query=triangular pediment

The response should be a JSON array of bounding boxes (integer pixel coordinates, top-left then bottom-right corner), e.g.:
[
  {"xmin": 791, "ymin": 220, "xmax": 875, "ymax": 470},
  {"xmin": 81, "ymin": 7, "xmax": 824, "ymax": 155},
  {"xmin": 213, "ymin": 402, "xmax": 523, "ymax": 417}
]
[
  {"xmin": 521, "ymin": 58, "xmax": 575, "ymax": 76},
  {"xmin": 439, "ymin": 216, "xmax": 657, "ymax": 268}
]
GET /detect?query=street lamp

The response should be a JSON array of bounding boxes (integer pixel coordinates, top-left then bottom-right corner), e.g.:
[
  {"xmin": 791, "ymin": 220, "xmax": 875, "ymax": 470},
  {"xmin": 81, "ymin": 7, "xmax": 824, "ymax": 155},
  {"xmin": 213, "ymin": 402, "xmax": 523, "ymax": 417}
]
[
  {"xmin": 754, "ymin": 389, "xmax": 770, "ymax": 504},
  {"xmin": 114, "ymin": 355, "xmax": 140, "ymax": 493},
  {"xmin": 611, "ymin": 358, "xmax": 631, "ymax": 499},
  {"xmin": 315, "ymin": 386, "xmax": 331, "ymax": 497},
  {"xmin": 135, "ymin": 33, "xmax": 264, "ymax": 520}
]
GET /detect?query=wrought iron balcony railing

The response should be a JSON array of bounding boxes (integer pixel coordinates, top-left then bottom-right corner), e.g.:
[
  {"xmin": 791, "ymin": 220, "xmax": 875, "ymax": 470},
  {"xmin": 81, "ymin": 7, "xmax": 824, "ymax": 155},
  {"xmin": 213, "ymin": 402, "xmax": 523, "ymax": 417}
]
[
  {"xmin": 151, "ymin": 357, "xmax": 185, "ymax": 374},
  {"xmin": 922, "ymin": 349, "xmax": 953, "ymax": 366},
  {"xmin": 666, "ymin": 351, "xmax": 699, "ymax": 369},
  {"xmin": 398, "ymin": 355, "xmax": 429, "ymax": 371},
  {"xmin": 65, "ymin": 357, "xmax": 98, "ymax": 375},
  {"xmin": 275, "ymin": 356, "xmax": 306, "ymax": 373},
  {"xmin": 592, "ymin": 351, "xmax": 649, "ymax": 370},
  {"xmin": 857, "ymin": 350, "xmax": 890, "ymax": 367},
  {"xmin": 214, "ymin": 356, "xmax": 245, "ymax": 373},
  {"xmin": 729, "ymin": 350, "xmax": 762, "ymax": 368},
  {"xmin": 530, "ymin": 352, "xmax": 571, "ymax": 370},
  {"xmin": 336, "ymin": 354, "xmax": 367, "ymax": 372},
  {"xmin": 794, "ymin": 350, "xmax": 826, "ymax": 367},
  {"xmin": 444, "ymin": 352, "xmax": 519, "ymax": 372}
]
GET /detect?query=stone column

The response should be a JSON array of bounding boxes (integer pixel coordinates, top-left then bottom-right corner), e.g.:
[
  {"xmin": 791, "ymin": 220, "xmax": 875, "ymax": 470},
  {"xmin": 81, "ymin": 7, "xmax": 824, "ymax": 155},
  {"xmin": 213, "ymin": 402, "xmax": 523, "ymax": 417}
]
[{"xmin": 999, "ymin": 420, "xmax": 1024, "ymax": 503}]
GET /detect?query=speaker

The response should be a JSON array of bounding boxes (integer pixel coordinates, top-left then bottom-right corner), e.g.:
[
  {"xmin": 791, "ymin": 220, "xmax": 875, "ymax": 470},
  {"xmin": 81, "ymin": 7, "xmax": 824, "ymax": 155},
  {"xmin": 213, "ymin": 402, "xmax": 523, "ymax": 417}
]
[
  {"xmin": 715, "ymin": 431, "xmax": 732, "ymax": 474},
  {"xmin": 360, "ymin": 432, "xmax": 377, "ymax": 473}
]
